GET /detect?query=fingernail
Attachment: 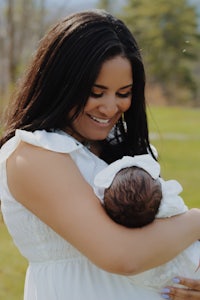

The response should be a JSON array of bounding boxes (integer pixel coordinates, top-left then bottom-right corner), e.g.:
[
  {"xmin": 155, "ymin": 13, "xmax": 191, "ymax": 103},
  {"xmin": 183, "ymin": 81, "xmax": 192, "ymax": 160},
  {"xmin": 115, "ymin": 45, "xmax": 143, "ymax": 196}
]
[
  {"xmin": 161, "ymin": 294, "xmax": 170, "ymax": 299},
  {"xmin": 161, "ymin": 288, "xmax": 171, "ymax": 293},
  {"xmin": 173, "ymin": 277, "xmax": 180, "ymax": 284}
]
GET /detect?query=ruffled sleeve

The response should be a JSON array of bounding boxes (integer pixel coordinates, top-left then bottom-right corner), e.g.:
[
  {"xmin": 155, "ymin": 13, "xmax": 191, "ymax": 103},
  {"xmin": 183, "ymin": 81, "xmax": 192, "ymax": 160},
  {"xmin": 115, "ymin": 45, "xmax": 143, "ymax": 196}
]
[
  {"xmin": 0, "ymin": 129, "xmax": 82, "ymax": 164},
  {"xmin": 0, "ymin": 129, "xmax": 107, "ymax": 187}
]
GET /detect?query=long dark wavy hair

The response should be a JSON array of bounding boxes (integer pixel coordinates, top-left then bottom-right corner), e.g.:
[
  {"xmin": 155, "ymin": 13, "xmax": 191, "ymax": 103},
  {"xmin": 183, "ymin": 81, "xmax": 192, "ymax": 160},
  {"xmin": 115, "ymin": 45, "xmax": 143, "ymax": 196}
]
[{"xmin": 0, "ymin": 9, "xmax": 154, "ymax": 163}]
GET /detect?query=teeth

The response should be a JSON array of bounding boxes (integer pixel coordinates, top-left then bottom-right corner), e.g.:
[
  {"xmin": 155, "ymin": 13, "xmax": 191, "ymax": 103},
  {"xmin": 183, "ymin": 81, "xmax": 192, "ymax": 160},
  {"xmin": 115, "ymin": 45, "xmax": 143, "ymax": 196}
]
[{"xmin": 90, "ymin": 115, "xmax": 109, "ymax": 124}]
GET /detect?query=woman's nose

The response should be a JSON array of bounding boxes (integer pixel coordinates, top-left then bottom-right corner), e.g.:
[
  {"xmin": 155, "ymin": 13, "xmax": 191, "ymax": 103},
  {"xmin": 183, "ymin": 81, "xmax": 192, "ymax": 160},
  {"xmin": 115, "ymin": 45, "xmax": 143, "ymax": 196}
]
[{"xmin": 98, "ymin": 96, "xmax": 119, "ymax": 117}]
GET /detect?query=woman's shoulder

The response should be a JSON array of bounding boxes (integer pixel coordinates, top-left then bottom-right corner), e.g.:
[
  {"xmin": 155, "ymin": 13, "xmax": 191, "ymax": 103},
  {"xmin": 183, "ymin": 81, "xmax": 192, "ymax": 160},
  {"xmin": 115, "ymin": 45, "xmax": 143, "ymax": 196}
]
[
  {"xmin": 15, "ymin": 129, "xmax": 83, "ymax": 153},
  {"xmin": 0, "ymin": 129, "xmax": 108, "ymax": 185},
  {"xmin": 0, "ymin": 129, "xmax": 83, "ymax": 163}
]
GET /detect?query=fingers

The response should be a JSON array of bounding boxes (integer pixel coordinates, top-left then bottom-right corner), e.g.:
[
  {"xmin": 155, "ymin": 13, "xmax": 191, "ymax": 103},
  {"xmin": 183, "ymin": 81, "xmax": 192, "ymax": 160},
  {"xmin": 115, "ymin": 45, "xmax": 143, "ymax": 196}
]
[
  {"xmin": 176, "ymin": 277, "xmax": 200, "ymax": 291},
  {"xmin": 162, "ymin": 287, "xmax": 200, "ymax": 299},
  {"xmin": 161, "ymin": 277, "xmax": 200, "ymax": 299}
]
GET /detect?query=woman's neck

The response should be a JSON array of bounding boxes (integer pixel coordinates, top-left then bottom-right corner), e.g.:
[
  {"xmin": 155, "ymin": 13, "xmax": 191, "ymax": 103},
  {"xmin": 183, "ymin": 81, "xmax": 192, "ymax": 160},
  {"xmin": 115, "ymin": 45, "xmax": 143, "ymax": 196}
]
[{"xmin": 63, "ymin": 127, "xmax": 102, "ymax": 156}]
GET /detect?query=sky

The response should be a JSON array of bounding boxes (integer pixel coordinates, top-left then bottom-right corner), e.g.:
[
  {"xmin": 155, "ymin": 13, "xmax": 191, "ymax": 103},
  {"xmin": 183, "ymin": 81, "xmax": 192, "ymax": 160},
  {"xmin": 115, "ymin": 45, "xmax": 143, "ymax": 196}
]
[
  {"xmin": 46, "ymin": 0, "xmax": 126, "ymax": 11},
  {"xmin": 0, "ymin": 0, "xmax": 198, "ymax": 18},
  {"xmin": 45, "ymin": 0, "xmax": 200, "ymax": 25},
  {"xmin": 46, "ymin": 0, "xmax": 98, "ymax": 9}
]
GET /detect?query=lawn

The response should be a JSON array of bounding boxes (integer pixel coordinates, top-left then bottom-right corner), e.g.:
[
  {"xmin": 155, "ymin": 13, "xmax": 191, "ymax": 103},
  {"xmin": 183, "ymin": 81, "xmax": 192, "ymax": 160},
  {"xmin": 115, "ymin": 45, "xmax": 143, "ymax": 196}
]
[
  {"xmin": 0, "ymin": 218, "xmax": 27, "ymax": 299},
  {"xmin": 0, "ymin": 105, "xmax": 200, "ymax": 298},
  {"xmin": 147, "ymin": 105, "xmax": 200, "ymax": 208}
]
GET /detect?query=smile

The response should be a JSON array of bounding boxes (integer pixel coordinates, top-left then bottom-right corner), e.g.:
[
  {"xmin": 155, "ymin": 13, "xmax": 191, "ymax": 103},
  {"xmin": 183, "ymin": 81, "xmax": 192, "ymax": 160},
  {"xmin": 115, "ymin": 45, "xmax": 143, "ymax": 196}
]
[{"xmin": 89, "ymin": 115, "xmax": 110, "ymax": 124}]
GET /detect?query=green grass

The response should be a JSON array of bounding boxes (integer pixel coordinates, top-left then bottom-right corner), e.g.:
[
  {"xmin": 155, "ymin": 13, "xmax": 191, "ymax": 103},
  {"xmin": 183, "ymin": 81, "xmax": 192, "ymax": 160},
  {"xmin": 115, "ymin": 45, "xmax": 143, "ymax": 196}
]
[
  {"xmin": 0, "ymin": 105, "xmax": 200, "ymax": 298},
  {"xmin": 147, "ymin": 105, "xmax": 200, "ymax": 208},
  {"xmin": 0, "ymin": 218, "xmax": 27, "ymax": 299}
]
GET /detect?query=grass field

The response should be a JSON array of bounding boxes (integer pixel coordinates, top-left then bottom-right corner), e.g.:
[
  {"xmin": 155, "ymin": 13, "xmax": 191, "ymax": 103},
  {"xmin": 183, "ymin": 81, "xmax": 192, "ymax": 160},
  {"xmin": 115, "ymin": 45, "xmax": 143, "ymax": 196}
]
[
  {"xmin": 147, "ymin": 105, "xmax": 200, "ymax": 208},
  {"xmin": 0, "ymin": 105, "xmax": 200, "ymax": 299},
  {"xmin": 0, "ymin": 218, "xmax": 27, "ymax": 299}
]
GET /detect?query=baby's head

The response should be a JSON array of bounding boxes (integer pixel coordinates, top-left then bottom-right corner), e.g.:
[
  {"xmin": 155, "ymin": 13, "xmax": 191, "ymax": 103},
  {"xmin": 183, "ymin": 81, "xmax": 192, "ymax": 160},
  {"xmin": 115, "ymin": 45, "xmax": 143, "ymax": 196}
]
[
  {"xmin": 94, "ymin": 155, "xmax": 187, "ymax": 228},
  {"xmin": 103, "ymin": 166, "xmax": 162, "ymax": 228}
]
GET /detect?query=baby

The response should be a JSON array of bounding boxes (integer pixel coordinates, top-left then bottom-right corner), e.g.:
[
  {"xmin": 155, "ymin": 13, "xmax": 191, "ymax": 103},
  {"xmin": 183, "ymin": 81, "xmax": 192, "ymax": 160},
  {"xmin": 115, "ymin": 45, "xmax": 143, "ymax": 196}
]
[
  {"xmin": 93, "ymin": 154, "xmax": 200, "ymax": 290},
  {"xmin": 94, "ymin": 154, "xmax": 188, "ymax": 227}
]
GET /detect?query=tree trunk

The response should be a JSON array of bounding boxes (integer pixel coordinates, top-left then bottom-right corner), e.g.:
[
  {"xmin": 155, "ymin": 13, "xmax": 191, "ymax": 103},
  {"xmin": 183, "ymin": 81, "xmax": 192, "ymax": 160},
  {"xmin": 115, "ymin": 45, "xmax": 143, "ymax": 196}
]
[{"xmin": 7, "ymin": 0, "xmax": 16, "ymax": 84}]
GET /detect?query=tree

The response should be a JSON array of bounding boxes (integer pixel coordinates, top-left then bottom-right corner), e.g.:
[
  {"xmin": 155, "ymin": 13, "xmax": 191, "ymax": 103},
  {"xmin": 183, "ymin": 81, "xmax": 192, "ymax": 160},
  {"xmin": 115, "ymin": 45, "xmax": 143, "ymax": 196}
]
[
  {"xmin": 6, "ymin": 0, "xmax": 47, "ymax": 82},
  {"xmin": 121, "ymin": 0, "xmax": 200, "ymax": 104},
  {"xmin": 97, "ymin": 0, "xmax": 123, "ymax": 13},
  {"xmin": 0, "ymin": 0, "xmax": 47, "ymax": 102},
  {"xmin": 98, "ymin": 0, "xmax": 111, "ymax": 11},
  {"xmin": 7, "ymin": 0, "xmax": 15, "ymax": 83}
]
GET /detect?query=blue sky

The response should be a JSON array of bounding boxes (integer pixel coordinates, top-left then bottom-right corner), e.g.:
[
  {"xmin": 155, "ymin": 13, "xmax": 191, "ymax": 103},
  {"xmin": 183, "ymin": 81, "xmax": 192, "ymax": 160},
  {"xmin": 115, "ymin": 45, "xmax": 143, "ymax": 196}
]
[
  {"xmin": 46, "ymin": 0, "xmax": 200, "ymax": 18},
  {"xmin": 47, "ymin": 0, "xmax": 199, "ymax": 9},
  {"xmin": 45, "ymin": 0, "xmax": 102, "ymax": 18},
  {"xmin": 46, "ymin": 0, "xmax": 127, "ymax": 11},
  {"xmin": 46, "ymin": 0, "xmax": 98, "ymax": 8}
]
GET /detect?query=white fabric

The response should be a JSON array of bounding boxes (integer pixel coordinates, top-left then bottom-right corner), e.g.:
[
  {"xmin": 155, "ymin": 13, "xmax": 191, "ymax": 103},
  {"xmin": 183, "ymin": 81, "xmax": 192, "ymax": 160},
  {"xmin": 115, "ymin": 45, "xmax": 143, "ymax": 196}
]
[
  {"xmin": 93, "ymin": 154, "xmax": 188, "ymax": 216},
  {"xmin": 157, "ymin": 178, "xmax": 187, "ymax": 218},
  {"xmin": 0, "ymin": 129, "xmax": 163, "ymax": 300},
  {"xmin": 93, "ymin": 154, "xmax": 200, "ymax": 287},
  {"xmin": 129, "ymin": 241, "xmax": 200, "ymax": 288},
  {"xmin": 93, "ymin": 154, "xmax": 160, "ymax": 202},
  {"xmin": 0, "ymin": 130, "xmax": 199, "ymax": 300}
]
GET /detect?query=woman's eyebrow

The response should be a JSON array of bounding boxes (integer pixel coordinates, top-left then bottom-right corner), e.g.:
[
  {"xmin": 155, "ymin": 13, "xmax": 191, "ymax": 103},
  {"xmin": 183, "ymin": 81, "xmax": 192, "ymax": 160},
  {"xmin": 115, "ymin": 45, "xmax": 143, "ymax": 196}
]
[
  {"xmin": 119, "ymin": 84, "xmax": 133, "ymax": 90},
  {"xmin": 93, "ymin": 83, "xmax": 133, "ymax": 90},
  {"xmin": 93, "ymin": 84, "xmax": 107, "ymax": 90}
]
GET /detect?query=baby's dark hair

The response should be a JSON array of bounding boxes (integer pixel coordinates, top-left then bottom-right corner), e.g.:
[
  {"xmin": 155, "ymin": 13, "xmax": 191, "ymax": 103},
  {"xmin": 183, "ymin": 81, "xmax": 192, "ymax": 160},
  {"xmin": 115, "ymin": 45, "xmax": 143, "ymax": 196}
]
[{"xmin": 103, "ymin": 167, "xmax": 162, "ymax": 228}]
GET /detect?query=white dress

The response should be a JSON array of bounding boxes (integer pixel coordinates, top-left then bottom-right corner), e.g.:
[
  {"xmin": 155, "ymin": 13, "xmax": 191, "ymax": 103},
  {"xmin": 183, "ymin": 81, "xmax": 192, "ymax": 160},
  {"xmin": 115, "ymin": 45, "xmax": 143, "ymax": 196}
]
[
  {"xmin": 127, "ymin": 177, "xmax": 200, "ymax": 288},
  {"xmin": 93, "ymin": 154, "xmax": 200, "ymax": 289},
  {"xmin": 0, "ymin": 129, "xmax": 189, "ymax": 299}
]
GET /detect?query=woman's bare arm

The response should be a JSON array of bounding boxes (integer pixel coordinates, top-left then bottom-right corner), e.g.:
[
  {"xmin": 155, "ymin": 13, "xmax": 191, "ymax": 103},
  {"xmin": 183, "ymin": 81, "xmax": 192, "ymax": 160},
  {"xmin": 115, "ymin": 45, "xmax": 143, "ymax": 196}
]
[{"xmin": 7, "ymin": 142, "xmax": 200, "ymax": 275}]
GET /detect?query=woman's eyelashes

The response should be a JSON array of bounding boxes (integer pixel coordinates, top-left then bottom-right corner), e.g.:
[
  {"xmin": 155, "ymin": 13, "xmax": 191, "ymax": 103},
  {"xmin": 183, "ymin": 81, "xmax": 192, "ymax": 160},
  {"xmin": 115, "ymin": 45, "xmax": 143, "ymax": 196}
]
[
  {"xmin": 90, "ymin": 91, "xmax": 132, "ymax": 99},
  {"xmin": 116, "ymin": 91, "xmax": 132, "ymax": 98},
  {"xmin": 90, "ymin": 91, "xmax": 103, "ymax": 98}
]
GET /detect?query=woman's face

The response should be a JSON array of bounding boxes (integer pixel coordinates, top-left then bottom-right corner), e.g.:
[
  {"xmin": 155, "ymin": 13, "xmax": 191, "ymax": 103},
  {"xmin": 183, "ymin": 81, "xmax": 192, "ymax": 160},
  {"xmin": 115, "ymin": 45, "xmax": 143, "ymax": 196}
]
[{"xmin": 68, "ymin": 55, "xmax": 133, "ymax": 142}]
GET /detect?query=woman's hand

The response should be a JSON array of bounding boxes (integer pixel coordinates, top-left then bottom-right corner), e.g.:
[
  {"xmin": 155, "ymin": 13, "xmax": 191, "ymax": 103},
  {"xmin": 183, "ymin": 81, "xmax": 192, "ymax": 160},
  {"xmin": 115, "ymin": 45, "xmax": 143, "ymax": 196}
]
[{"xmin": 161, "ymin": 277, "xmax": 200, "ymax": 299}]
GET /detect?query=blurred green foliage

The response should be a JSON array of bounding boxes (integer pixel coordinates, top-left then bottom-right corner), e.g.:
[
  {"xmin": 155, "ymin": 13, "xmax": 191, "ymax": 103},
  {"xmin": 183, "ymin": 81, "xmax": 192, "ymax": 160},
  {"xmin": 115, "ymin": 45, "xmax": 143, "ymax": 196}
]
[
  {"xmin": 148, "ymin": 105, "xmax": 200, "ymax": 208},
  {"xmin": 122, "ymin": 0, "xmax": 200, "ymax": 104},
  {"xmin": 98, "ymin": 0, "xmax": 200, "ymax": 105}
]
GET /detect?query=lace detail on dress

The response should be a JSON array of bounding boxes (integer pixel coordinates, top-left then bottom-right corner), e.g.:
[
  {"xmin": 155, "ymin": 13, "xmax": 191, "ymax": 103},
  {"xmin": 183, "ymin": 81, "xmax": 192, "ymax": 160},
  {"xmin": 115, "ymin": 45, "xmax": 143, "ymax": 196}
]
[{"xmin": 129, "ymin": 242, "xmax": 200, "ymax": 288}]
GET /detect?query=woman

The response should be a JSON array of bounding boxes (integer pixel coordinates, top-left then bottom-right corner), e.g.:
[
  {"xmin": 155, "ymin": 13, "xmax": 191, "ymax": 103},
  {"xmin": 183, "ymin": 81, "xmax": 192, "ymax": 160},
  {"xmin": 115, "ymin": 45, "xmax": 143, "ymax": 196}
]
[{"xmin": 0, "ymin": 9, "xmax": 200, "ymax": 300}]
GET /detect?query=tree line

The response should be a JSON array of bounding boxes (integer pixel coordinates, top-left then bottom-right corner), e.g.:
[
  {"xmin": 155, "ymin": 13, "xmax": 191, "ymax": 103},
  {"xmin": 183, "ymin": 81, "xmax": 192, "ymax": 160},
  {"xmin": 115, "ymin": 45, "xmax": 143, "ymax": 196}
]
[
  {"xmin": 0, "ymin": 0, "xmax": 64, "ymax": 110},
  {"xmin": 99, "ymin": 0, "xmax": 200, "ymax": 105},
  {"xmin": 0, "ymin": 0, "xmax": 200, "ymax": 109}
]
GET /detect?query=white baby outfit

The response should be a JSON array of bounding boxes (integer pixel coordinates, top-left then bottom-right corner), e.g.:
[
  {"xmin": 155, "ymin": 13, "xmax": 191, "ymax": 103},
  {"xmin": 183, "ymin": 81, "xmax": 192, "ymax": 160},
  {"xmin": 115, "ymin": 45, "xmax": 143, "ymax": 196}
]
[
  {"xmin": 0, "ymin": 129, "xmax": 166, "ymax": 300},
  {"xmin": 93, "ymin": 155, "xmax": 200, "ymax": 288}
]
